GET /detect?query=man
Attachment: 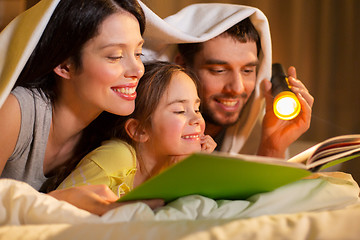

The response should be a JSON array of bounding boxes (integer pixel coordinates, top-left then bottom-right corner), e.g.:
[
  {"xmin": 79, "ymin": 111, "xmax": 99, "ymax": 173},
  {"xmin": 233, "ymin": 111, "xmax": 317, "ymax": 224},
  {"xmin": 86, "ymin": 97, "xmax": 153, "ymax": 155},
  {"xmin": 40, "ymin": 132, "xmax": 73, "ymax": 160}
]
[{"xmin": 141, "ymin": 2, "xmax": 313, "ymax": 158}]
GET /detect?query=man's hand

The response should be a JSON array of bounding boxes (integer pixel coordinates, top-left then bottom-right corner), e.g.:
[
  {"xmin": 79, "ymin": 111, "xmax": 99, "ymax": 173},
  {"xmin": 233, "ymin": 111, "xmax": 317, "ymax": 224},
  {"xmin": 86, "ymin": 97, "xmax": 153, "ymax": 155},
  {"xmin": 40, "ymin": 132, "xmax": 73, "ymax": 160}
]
[
  {"xmin": 48, "ymin": 184, "xmax": 164, "ymax": 216},
  {"xmin": 258, "ymin": 66, "xmax": 314, "ymax": 158}
]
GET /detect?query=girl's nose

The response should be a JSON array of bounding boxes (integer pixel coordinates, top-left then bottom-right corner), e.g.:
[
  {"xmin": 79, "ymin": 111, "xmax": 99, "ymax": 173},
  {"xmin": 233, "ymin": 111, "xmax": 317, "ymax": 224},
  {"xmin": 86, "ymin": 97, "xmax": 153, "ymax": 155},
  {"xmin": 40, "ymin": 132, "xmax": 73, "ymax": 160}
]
[{"xmin": 189, "ymin": 112, "xmax": 203, "ymax": 126}]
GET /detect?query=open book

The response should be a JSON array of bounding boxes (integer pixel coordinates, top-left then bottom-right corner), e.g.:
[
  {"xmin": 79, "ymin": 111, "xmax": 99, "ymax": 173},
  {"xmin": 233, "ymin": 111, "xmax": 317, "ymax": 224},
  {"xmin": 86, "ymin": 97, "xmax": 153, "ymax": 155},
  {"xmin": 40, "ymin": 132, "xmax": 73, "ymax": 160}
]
[
  {"xmin": 288, "ymin": 134, "xmax": 360, "ymax": 171},
  {"xmin": 118, "ymin": 134, "xmax": 360, "ymax": 203}
]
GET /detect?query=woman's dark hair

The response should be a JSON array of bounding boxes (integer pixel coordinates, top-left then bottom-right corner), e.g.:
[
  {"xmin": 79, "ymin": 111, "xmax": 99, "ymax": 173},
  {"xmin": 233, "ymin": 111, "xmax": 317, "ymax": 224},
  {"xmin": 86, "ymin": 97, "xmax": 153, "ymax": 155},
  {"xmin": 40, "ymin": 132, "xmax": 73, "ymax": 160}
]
[
  {"xmin": 39, "ymin": 0, "xmax": 145, "ymax": 192},
  {"xmin": 15, "ymin": 0, "xmax": 145, "ymax": 103},
  {"xmin": 178, "ymin": 17, "xmax": 261, "ymax": 67}
]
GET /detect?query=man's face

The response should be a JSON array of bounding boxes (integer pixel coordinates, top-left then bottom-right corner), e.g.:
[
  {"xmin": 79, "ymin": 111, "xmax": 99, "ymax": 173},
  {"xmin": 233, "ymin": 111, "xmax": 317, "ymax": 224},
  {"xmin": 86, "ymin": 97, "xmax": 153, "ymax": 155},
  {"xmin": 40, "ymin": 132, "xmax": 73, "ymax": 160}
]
[{"xmin": 190, "ymin": 35, "xmax": 258, "ymax": 127}]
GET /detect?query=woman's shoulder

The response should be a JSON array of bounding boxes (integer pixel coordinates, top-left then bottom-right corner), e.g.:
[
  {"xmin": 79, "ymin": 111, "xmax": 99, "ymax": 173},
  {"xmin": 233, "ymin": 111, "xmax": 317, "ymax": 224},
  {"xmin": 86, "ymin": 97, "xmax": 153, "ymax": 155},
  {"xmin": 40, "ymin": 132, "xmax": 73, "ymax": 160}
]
[
  {"xmin": 11, "ymin": 87, "xmax": 51, "ymax": 112},
  {"xmin": 84, "ymin": 139, "xmax": 137, "ymax": 170}
]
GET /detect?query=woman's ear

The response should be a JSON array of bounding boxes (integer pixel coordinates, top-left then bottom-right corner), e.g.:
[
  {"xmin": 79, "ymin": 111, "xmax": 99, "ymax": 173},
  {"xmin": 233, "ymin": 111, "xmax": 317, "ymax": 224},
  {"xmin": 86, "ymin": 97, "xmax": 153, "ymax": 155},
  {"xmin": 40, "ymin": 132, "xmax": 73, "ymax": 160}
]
[
  {"xmin": 125, "ymin": 118, "xmax": 149, "ymax": 143},
  {"xmin": 53, "ymin": 59, "xmax": 72, "ymax": 79}
]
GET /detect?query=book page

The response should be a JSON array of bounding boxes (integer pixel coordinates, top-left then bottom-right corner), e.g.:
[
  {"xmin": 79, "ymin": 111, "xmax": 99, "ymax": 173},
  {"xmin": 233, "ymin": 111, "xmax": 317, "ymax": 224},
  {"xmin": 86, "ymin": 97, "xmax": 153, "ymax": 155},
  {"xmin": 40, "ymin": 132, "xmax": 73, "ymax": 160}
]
[
  {"xmin": 212, "ymin": 151, "xmax": 307, "ymax": 169},
  {"xmin": 287, "ymin": 144, "xmax": 318, "ymax": 163},
  {"xmin": 288, "ymin": 135, "xmax": 360, "ymax": 167}
]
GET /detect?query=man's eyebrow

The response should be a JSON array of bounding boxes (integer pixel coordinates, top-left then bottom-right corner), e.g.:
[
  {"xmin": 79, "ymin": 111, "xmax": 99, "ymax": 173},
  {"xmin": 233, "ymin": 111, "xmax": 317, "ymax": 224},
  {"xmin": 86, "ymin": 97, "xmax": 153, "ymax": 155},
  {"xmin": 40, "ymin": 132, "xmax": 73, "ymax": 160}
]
[
  {"xmin": 204, "ymin": 59, "xmax": 228, "ymax": 65},
  {"xmin": 204, "ymin": 59, "xmax": 259, "ymax": 67},
  {"xmin": 245, "ymin": 60, "xmax": 260, "ymax": 67}
]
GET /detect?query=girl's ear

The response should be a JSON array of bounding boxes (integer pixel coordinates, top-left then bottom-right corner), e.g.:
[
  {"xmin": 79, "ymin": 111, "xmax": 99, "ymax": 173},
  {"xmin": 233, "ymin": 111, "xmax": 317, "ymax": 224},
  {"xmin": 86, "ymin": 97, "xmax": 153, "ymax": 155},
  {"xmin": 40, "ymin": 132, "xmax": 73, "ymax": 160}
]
[
  {"xmin": 125, "ymin": 118, "xmax": 149, "ymax": 143},
  {"xmin": 174, "ymin": 53, "xmax": 185, "ymax": 66},
  {"xmin": 53, "ymin": 59, "xmax": 72, "ymax": 79}
]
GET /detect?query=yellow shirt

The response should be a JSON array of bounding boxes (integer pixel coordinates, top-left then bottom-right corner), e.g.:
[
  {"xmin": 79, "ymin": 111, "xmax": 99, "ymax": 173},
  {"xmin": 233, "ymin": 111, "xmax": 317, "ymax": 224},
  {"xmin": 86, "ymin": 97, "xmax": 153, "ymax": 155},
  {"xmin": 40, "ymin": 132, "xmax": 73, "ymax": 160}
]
[{"xmin": 58, "ymin": 139, "xmax": 137, "ymax": 197}]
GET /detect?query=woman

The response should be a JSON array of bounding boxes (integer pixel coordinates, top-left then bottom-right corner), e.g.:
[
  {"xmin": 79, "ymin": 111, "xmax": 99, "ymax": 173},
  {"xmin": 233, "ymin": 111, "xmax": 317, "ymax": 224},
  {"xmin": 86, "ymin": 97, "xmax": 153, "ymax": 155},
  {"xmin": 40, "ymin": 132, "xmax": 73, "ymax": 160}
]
[{"xmin": 0, "ymin": 0, "xmax": 163, "ymax": 215}]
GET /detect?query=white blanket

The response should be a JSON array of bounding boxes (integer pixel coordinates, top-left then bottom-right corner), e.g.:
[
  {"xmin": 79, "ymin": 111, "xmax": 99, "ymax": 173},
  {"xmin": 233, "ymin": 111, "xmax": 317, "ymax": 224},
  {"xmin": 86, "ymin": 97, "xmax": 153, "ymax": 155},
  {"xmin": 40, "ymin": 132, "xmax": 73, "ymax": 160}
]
[
  {"xmin": 0, "ymin": 1, "xmax": 269, "ymax": 154},
  {"xmin": 0, "ymin": 172, "xmax": 358, "ymax": 225}
]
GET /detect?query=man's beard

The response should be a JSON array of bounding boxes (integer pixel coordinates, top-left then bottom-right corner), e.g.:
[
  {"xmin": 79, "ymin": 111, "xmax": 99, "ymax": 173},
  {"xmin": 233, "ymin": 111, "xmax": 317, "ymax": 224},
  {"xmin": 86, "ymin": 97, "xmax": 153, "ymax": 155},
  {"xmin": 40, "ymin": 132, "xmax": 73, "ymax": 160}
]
[
  {"xmin": 200, "ymin": 105, "xmax": 240, "ymax": 128},
  {"xmin": 200, "ymin": 92, "xmax": 254, "ymax": 128}
]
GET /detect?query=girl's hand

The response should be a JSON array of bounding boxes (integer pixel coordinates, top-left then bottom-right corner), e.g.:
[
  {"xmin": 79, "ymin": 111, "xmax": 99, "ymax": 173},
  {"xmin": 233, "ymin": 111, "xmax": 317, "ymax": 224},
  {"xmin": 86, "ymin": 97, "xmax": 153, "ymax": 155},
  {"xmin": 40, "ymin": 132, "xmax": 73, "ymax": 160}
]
[{"xmin": 200, "ymin": 135, "xmax": 217, "ymax": 153}]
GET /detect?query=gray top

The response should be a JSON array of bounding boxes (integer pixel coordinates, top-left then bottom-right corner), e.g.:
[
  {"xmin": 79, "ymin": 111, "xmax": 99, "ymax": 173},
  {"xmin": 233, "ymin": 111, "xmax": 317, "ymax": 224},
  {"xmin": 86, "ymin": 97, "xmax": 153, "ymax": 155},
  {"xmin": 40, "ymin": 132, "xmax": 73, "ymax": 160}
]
[{"xmin": 1, "ymin": 87, "xmax": 52, "ymax": 190}]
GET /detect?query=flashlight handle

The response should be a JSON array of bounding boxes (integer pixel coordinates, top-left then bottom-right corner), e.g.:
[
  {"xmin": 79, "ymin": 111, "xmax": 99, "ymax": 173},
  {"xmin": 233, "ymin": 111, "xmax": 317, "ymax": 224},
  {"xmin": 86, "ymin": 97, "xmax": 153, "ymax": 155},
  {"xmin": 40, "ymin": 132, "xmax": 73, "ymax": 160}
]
[{"xmin": 271, "ymin": 63, "xmax": 291, "ymax": 97}]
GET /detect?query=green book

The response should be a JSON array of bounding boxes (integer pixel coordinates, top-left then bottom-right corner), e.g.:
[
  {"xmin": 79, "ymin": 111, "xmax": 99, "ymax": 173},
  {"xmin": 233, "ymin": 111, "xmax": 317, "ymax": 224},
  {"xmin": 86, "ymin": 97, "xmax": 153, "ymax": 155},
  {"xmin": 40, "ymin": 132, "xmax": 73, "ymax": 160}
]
[
  {"xmin": 118, "ymin": 152, "xmax": 311, "ymax": 203},
  {"xmin": 118, "ymin": 135, "xmax": 360, "ymax": 203}
]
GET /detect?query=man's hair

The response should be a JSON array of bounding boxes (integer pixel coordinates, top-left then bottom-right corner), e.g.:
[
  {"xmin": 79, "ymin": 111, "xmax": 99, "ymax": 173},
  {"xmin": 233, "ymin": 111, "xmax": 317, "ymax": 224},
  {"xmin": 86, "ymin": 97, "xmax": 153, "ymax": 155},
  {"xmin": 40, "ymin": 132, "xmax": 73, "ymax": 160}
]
[{"xmin": 178, "ymin": 17, "xmax": 261, "ymax": 66}]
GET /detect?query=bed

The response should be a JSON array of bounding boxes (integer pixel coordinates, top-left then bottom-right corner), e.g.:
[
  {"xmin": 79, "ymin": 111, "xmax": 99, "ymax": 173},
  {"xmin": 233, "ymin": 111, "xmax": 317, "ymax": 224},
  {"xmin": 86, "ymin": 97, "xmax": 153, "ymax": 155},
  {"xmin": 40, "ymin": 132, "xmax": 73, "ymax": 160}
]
[
  {"xmin": 1, "ymin": 1, "xmax": 360, "ymax": 239},
  {"xmin": 0, "ymin": 172, "xmax": 360, "ymax": 239}
]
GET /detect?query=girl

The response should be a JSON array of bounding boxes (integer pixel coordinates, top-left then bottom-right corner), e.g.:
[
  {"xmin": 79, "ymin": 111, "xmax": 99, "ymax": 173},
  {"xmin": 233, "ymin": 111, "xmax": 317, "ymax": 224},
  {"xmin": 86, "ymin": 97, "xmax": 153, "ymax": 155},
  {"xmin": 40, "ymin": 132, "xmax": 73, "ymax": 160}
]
[
  {"xmin": 0, "ymin": 0, "xmax": 162, "ymax": 215},
  {"xmin": 58, "ymin": 61, "xmax": 217, "ymax": 197}
]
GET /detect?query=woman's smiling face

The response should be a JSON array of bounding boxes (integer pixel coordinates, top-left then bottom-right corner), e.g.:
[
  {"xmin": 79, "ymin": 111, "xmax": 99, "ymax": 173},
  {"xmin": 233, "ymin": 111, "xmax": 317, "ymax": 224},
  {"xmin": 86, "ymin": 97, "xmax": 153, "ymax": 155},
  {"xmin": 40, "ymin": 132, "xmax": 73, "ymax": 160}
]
[{"xmin": 64, "ymin": 11, "xmax": 145, "ymax": 117}]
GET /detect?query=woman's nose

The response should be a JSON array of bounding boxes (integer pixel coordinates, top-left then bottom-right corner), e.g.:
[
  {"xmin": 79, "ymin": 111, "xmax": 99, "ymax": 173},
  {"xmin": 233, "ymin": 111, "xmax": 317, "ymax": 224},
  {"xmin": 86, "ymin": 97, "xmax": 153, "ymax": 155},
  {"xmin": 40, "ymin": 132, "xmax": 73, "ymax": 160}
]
[{"xmin": 125, "ymin": 58, "xmax": 144, "ymax": 80}]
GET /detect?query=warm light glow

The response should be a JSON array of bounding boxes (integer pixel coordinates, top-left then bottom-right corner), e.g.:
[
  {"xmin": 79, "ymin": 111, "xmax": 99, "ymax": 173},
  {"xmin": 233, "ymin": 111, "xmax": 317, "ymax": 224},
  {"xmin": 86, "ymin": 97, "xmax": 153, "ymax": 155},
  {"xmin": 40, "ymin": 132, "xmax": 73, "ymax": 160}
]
[{"xmin": 273, "ymin": 91, "xmax": 301, "ymax": 120}]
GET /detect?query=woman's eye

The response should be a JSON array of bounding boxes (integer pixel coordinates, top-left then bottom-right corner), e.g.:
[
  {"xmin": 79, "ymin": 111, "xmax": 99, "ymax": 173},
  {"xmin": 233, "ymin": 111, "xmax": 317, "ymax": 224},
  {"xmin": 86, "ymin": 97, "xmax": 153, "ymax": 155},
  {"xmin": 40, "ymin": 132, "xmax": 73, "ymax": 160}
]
[
  {"xmin": 135, "ymin": 53, "xmax": 144, "ymax": 59},
  {"xmin": 108, "ymin": 56, "xmax": 123, "ymax": 62}
]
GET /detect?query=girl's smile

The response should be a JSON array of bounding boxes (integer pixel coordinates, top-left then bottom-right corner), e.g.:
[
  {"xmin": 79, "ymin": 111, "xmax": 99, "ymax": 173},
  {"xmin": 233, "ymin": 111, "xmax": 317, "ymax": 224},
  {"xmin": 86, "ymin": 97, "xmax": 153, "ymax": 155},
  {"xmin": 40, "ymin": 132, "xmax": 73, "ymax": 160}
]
[{"xmin": 181, "ymin": 133, "xmax": 202, "ymax": 140}]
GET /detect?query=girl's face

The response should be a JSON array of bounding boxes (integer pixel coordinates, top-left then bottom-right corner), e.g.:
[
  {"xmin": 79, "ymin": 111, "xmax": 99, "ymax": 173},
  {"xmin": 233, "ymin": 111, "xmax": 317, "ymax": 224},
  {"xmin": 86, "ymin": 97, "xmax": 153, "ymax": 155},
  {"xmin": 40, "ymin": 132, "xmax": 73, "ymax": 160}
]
[
  {"xmin": 147, "ymin": 72, "xmax": 206, "ymax": 159},
  {"xmin": 64, "ymin": 12, "xmax": 144, "ymax": 117}
]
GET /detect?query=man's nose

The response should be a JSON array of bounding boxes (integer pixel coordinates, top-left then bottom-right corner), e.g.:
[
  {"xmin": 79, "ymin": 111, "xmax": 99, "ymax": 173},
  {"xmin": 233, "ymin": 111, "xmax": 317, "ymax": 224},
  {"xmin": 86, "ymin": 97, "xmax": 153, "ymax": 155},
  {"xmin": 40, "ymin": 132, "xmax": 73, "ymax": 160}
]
[{"xmin": 223, "ymin": 72, "xmax": 245, "ymax": 95}]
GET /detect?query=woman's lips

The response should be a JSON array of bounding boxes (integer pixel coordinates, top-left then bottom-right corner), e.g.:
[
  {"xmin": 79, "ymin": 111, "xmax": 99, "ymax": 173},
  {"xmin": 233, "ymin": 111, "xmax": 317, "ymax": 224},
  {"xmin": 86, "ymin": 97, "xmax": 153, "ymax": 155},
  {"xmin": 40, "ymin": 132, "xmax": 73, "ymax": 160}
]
[{"xmin": 112, "ymin": 83, "xmax": 137, "ymax": 101}]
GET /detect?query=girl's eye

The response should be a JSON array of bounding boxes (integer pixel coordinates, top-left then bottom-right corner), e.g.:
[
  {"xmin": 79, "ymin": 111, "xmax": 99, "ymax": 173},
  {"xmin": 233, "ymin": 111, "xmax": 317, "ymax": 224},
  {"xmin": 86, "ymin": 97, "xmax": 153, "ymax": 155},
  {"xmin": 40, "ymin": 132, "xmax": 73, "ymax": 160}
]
[
  {"xmin": 195, "ymin": 109, "xmax": 201, "ymax": 113},
  {"xmin": 174, "ymin": 111, "xmax": 185, "ymax": 114}
]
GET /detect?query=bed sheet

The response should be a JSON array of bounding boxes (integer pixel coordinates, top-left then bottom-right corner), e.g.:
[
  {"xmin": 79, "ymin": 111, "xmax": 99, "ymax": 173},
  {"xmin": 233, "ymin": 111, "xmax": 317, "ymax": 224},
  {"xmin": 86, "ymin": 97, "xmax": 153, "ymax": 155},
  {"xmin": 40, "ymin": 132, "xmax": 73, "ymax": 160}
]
[
  {"xmin": 1, "ymin": 202, "xmax": 360, "ymax": 240},
  {"xmin": 0, "ymin": 172, "xmax": 359, "ymax": 239}
]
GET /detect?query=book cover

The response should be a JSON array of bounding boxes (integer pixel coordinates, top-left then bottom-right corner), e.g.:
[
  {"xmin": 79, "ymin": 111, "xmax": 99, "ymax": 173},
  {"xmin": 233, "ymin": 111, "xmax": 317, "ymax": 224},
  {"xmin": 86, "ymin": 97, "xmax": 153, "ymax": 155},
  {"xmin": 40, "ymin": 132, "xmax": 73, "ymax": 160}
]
[{"xmin": 118, "ymin": 152, "xmax": 311, "ymax": 203}]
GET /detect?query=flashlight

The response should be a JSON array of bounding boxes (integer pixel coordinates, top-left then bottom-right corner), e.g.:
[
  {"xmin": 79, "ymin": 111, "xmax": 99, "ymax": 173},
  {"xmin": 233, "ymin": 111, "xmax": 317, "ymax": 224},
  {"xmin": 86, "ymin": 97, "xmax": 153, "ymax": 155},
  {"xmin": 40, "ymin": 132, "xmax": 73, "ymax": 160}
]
[{"xmin": 271, "ymin": 63, "xmax": 301, "ymax": 120}]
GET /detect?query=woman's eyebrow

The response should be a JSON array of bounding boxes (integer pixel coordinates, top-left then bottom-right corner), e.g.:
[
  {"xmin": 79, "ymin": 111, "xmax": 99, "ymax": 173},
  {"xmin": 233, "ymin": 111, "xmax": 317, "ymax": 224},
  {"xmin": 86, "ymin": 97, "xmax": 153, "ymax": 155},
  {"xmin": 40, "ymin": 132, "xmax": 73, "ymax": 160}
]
[{"xmin": 100, "ymin": 39, "xmax": 144, "ymax": 49}]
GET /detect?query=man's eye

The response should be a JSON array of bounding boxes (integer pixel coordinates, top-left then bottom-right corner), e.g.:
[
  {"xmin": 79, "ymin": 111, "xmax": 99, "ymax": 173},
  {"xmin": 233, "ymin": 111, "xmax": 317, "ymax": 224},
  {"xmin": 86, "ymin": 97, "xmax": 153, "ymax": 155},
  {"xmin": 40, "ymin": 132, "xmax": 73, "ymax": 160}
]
[
  {"xmin": 242, "ymin": 67, "xmax": 256, "ymax": 75},
  {"xmin": 209, "ymin": 68, "xmax": 226, "ymax": 74}
]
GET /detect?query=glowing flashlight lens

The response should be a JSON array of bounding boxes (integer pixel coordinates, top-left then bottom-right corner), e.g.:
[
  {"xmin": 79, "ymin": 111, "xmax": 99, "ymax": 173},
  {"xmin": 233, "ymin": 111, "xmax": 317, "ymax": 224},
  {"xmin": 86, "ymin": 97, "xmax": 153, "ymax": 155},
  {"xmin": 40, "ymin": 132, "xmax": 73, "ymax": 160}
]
[
  {"xmin": 276, "ymin": 97, "xmax": 297, "ymax": 115},
  {"xmin": 273, "ymin": 92, "xmax": 301, "ymax": 120}
]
